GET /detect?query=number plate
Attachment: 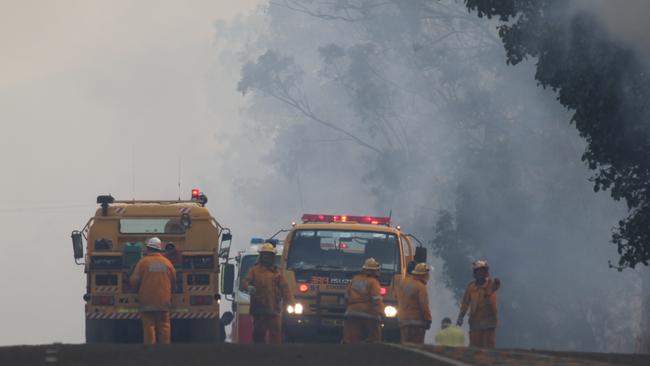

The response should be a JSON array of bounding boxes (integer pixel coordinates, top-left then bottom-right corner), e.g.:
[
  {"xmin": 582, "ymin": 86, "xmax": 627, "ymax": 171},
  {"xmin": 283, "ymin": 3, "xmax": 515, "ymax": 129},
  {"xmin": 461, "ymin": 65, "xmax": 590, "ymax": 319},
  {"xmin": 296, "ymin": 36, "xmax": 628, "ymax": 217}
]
[{"xmin": 321, "ymin": 318, "xmax": 344, "ymax": 327}]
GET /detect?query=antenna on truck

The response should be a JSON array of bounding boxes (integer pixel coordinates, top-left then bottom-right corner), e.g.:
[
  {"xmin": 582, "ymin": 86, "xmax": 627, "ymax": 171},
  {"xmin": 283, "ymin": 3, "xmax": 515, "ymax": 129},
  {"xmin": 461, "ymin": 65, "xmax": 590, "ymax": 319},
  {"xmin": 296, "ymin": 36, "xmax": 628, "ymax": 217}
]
[
  {"xmin": 131, "ymin": 145, "xmax": 136, "ymax": 199},
  {"xmin": 177, "ymin": 157, "xmax": 182, "ymax": 200}
]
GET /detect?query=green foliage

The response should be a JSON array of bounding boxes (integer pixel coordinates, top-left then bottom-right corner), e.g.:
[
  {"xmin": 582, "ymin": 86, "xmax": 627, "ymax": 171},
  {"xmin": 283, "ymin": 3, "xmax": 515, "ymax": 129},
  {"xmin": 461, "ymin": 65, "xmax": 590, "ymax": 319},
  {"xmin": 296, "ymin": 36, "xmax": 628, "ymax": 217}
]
[
  {"xmin": 431, "ymin": 210, "xmax": 471, "ymax": 301},
  {"xmin": 465, "ymin": 0, "xmax": 650, "ymax": 268}
]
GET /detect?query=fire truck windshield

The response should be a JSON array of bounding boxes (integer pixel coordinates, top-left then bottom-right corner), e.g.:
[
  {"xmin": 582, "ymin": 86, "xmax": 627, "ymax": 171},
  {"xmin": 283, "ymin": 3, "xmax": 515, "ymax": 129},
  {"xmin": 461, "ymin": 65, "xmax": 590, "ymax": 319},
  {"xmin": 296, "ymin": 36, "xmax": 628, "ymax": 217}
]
[
  {"xmin": 119, "ymin": 218, "xmax": 185, "ymax": 234},
  {"xmin": 287, "ymin": 230, "xmax": 400, "ymax": 273}
]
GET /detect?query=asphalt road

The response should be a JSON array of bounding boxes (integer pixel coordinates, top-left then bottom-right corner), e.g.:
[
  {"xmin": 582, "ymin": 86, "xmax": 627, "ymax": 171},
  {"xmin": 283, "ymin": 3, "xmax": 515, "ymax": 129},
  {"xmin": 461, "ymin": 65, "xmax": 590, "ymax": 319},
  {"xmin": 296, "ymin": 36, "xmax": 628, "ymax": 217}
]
[{"xmin": 1, "ymin": 343, "xmax": 648, "ymax": 366}]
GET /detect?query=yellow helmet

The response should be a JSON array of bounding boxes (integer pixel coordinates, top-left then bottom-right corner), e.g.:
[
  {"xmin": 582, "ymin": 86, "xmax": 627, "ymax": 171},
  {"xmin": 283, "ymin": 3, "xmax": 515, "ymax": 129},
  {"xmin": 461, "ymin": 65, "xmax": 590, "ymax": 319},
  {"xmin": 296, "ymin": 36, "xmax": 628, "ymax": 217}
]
[
  {"xmin": 362, "ymin": 257, "xmax": 380, "ymax": 271},
  {"xmin": 258, "ymin": 243, "xmax": 276, "ymax": 254},
  {"xmin": 412, "ymin": 263, "xmax": 430, "ymax": 275},
  {"xmin": 472, "ymin": 260, "xmax": 489, "ymax": 270}
]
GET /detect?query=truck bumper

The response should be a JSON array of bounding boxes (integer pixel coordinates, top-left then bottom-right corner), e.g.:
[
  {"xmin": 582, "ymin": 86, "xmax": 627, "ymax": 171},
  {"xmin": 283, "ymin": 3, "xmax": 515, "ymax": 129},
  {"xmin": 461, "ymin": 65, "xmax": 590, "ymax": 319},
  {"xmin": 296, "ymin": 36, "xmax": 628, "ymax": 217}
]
[{"xmin": 283, "ymin": 314, "xmax": 400, "ymax": 343}]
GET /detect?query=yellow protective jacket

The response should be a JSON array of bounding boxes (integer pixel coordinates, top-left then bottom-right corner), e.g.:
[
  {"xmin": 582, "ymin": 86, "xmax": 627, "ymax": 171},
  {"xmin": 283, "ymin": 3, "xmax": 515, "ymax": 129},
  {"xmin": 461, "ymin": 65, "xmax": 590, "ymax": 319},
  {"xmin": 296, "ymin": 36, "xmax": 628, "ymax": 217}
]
[
  {"xmin": 242, "ymin": 263, "xmax": 294, "ymax": 316},
  {"xmin": 345, "ymin": 273, "xmax": 384, "ymax": 320},
  {"xmin": 459, "ymin": 277, "xmax": 500, "ymax": 330},
  {"xmin": 397, "ymin": 275, "xmax": 432, "ymax": 327},
  {"xmin": 129, "ymin": 253, "xmax": 176, "ymax": 311},
  {"xmin": 435, "ymin": 326, "xmax": 465, "ymax": 346}
]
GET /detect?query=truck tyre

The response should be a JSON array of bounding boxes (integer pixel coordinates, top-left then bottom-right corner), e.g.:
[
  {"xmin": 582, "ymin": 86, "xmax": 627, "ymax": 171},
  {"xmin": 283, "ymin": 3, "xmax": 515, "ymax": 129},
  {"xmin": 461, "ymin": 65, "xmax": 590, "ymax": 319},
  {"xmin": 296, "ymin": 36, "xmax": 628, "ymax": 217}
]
[{"xmin": 85, "ymin": 319, "xmax": 115, "ymax": 343}]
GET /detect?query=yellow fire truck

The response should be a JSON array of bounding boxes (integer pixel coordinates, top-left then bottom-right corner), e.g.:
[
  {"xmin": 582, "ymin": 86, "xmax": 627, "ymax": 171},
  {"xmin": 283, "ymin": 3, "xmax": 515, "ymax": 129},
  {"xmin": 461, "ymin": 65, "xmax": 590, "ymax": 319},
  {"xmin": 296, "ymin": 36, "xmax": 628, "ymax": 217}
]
[
  {"xmin": 279, "ymin": 214, "xmax": 427, "ymax": 342},
  {"xmin": 71, "ymin": 190, "xmax": 234, "ymax": 343}
]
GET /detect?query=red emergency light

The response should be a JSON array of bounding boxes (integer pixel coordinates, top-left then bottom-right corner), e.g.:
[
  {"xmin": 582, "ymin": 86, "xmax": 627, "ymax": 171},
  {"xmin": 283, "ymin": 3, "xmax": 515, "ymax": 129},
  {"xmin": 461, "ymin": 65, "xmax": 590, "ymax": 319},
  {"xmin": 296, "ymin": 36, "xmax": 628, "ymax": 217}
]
[
  {"xmin": 191, "ymin": 188, "xmax": 201, "ymax": 198},
  {"xmin": 301, "ymin": 214, "xmax": 391, "ymax": 226}
]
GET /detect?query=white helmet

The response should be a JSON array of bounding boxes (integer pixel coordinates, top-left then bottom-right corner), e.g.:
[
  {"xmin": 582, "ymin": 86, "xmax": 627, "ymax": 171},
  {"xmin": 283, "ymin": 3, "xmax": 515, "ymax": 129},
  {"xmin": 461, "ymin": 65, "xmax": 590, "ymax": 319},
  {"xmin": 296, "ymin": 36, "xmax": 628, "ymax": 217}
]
[
  {"xmin": 146, "ymin": 237, "xmax": 163, "ymax": 251},
  {"xmin": 412, "ymin": 263, "xmax": 430, "ymax": 275}
]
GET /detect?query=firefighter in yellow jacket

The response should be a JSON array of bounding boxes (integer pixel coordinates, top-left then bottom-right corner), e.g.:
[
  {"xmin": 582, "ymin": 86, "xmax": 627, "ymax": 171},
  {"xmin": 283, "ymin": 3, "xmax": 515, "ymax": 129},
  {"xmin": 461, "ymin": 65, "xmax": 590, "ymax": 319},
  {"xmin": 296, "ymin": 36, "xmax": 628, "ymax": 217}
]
[
  {"xmin": 343, "ymin": 258, "xmax": 385, "ymax": 343},
  {"xmin": 456, "ymin": 260, "xmax": 500, "ymax": 348},
  {"xmin": 397, "ymin": 263, "xmax": 432, "ymax": 344},
  {"xmin": 242, "ymin": 243, "xmax": 294, "ymax": 344},
  {"xmin": 129, "ymin": 237, "xmax": 176, "ymax": 345}
]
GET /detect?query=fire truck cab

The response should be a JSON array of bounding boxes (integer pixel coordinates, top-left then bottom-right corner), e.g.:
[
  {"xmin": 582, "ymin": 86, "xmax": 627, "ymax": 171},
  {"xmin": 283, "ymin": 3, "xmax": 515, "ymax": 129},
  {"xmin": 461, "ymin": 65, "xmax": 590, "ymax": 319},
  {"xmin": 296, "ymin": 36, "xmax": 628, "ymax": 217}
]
[
  {"xmin": 71, "ymin": 190, "xmax": 233, "ymax": 343},
  {"xmin": 280, "ymin": 214, "xmax": 426, "ymax": 342}
]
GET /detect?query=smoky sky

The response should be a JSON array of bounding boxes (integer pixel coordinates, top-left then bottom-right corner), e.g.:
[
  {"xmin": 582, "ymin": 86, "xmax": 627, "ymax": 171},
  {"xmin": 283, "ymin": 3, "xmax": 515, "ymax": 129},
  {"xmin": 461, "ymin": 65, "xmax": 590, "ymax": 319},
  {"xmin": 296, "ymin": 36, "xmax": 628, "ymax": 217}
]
[
  {"xmin": 0, "ymin": 0, "xmax": 259, "ymax": 345},
  {"xmin": 224, "ymin": 0, "xmax": 647, "ymax": 351},
  {"xmin": 2, "ymin": 0, "xmax": 648, "ymax": 350}
]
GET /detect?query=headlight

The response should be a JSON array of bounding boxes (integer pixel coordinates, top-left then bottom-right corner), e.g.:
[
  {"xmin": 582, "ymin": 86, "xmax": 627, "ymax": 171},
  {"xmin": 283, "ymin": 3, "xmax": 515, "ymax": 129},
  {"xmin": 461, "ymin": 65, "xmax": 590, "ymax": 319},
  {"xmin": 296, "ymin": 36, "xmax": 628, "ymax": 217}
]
[
  {"xmin": 287, "ymin": 303, "xmax": 304, "ymax": 315},
  {"xmin": 384, "ymin": 305, "xmax": 397, "ymax": 318}
]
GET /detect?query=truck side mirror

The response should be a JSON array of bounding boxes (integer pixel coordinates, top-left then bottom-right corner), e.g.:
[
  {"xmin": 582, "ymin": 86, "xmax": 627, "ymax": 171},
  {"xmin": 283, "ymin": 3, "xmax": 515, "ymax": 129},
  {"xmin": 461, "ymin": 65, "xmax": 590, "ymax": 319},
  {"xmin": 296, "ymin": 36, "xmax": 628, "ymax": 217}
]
[
  {"xmin": 180, "ymin": 213, "xmax": 192, "ymax": 229},
  {"xmin": 414, "ymin": 246, "xmax": 427, "ymax": 264},
  {"xmin": 220, "ymin": 263, "xmax": 235, "ymax": 295},
  {"xmin": 71, "ymin": 231, "xmax": 84, "ymax": 261},
  {"xmin": 219, "ymin": 231, "xmax": 232, "ymax": 259}
]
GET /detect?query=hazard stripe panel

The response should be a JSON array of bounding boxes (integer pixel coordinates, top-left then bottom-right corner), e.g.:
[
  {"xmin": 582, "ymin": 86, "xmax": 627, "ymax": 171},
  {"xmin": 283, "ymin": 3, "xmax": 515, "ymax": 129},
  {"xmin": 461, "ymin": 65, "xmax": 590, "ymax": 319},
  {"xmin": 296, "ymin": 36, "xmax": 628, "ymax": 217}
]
[
  {"xmin": 186, "ymin": 286, "xmax": 211, "ymax": 292},
  {"xmin": 86, "ymin": 312, "xmax": 219, "ymax": 320}
]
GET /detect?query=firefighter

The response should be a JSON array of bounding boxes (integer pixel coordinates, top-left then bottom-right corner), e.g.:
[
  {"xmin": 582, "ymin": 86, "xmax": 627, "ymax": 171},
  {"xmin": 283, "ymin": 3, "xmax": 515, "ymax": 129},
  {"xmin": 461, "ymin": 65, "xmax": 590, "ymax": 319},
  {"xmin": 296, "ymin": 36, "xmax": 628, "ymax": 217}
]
[
  {"xmin": 456, "ymin": 260, "xmax": 500, "ymax": 348},
  {"xmin": 129, "ymin": 237, "xmax": 176, "ymax": 345},
  {"xmin": 397, "ymin": 262, "xmax": 432, "ymax": 344},
  {"xmin": 242, "ymin": 243, "xmax": 294, "ymax": 344},
  {"xmin": 434, "ymin": 317, "xmax": 465, "ymax": 347},
  {"xmin": 343, "ymin": 258, "xmax": 385, "ymax": 343}
]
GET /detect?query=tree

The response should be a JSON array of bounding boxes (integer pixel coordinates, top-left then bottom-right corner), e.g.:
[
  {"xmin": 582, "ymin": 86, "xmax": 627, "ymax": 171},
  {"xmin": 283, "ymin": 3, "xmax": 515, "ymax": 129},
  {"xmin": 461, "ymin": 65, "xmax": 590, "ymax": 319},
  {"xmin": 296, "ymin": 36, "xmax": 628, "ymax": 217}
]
[{"xmin": 465, "ymin": 0, "xmax": 650, "ymax": 270}]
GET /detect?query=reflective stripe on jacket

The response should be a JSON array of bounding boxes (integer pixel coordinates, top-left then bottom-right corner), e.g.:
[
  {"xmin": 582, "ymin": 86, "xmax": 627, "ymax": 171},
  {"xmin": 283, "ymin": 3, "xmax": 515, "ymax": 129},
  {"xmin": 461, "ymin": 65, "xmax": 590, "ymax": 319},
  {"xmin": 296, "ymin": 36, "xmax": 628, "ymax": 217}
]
[
  {"xmin": 242, "ymin": 263, "xmax": 294, "ymax": 315},
  {"xmin": 129, "ymin": 253, "xmax": 176, "ymax": 311},
  {"xmin": 459, "ymin": 277, "xmax": 499, "ymax": 330},
  {"xmin": 344, "ymin": 273, "xmax": 384, "ymax": 320},
  {"xmin": 397, "ymin": 276, "xmax": 432, "ymax": 327}
]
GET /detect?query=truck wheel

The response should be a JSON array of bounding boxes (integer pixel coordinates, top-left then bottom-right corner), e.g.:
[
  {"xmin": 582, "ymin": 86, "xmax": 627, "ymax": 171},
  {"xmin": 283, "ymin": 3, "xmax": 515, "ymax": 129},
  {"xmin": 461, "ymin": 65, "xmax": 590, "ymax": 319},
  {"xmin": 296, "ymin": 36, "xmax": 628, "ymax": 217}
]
[{"xmin": 85, "ymin": 319, "xmax": 116, "ymax": 343}]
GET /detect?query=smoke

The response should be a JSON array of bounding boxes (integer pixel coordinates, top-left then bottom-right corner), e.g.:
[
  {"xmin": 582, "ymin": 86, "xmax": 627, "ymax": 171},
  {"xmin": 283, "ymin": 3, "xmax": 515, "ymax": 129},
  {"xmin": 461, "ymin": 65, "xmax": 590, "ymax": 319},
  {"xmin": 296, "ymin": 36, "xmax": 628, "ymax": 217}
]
[
  {"xmin": 574, "ymin": 0, "xmax": 650, "ymax": 64},
  {"xmin": 224, "ymin": 0, "xmax": 643, "ymax": 351},
  {"xmin": 1, "ymin": 0, "xmax": 641, "ymax": 349}
]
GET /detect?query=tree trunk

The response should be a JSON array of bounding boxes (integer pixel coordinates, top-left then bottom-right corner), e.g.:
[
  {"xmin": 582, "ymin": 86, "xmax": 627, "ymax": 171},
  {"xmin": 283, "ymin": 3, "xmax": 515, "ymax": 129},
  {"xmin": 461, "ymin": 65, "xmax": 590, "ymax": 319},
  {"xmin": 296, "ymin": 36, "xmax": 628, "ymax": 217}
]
[{"xmin": 639, "ymin": 268, "xmax": 650, "ymax": 353}]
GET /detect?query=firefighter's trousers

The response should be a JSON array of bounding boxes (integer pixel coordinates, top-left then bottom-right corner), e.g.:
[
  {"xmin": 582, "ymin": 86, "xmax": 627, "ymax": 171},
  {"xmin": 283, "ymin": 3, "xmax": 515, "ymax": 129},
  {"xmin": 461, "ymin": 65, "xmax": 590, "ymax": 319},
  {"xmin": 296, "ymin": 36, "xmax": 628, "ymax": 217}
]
[
  {"xmin": 400, "ymin": 325, "xmax": 426, "ymax": 344},
  {"xmin": 343, "ymin": 317, "xmax": 381, "ymax": 343},
  {"xmin": 469, "ymin": 328, "xmax": 496, "ymax": 348},
  {"xmin": 253, "ymin": 314, "xmax": 282, "ymax": 344},
  {"xmin": 141, "ymin": 311, "xmax": 171, "ymax": 345}
]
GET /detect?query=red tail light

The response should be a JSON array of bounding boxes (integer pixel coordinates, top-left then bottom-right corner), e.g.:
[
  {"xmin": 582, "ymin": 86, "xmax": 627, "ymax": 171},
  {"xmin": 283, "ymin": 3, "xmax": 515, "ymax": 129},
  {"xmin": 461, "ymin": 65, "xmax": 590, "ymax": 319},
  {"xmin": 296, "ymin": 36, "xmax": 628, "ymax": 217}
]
[
  {"xmin": 190, "ymin": 295, "xmax": 213, "ymax": 306},
  {"xmin": 380, "ymin": 287, "xmax": 387, "ymax": 296},
  {"xmin": 91, "ymin": 295, "xmax": 115, "ymax": 306},
  {"xmin": 298, "ymin": 283, "xmax": 309, "ymax": 293}
]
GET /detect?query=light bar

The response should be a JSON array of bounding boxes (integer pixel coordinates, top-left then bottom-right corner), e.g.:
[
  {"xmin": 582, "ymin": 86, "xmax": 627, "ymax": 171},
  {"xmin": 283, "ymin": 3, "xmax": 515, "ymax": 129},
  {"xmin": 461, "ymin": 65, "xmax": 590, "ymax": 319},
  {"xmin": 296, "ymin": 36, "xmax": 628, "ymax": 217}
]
[{"xmin": 301, "ymin": 214, "xmax": 391, "ymax": 225}]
